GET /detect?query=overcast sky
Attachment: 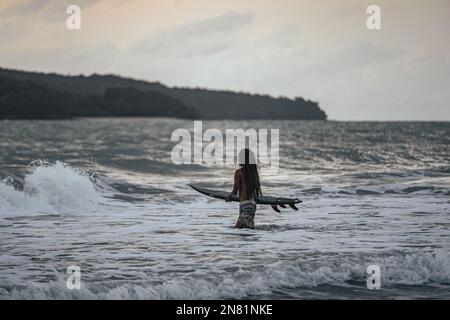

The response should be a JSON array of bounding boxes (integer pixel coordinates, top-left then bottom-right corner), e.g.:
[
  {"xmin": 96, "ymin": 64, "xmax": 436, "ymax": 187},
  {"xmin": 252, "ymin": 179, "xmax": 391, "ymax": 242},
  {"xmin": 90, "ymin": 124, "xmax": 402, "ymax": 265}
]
[{"xmin": 1, "ymin": 0, "xmax": 449, "ymax": 120}]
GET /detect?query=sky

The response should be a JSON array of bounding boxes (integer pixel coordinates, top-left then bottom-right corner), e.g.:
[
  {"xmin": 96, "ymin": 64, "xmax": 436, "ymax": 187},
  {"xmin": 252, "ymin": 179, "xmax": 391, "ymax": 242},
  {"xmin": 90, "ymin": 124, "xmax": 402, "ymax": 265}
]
[{"xmin": 0, "ymin": 0, "xmax": 449, "ymax": 120}]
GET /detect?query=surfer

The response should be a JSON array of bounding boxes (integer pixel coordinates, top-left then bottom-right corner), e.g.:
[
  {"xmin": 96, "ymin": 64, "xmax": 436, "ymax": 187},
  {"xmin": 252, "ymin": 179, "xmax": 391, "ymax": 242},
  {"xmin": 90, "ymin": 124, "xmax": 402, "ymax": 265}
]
[{"xmin": 225, "ymin": 148, "xmax": 262, "ymax": 229}]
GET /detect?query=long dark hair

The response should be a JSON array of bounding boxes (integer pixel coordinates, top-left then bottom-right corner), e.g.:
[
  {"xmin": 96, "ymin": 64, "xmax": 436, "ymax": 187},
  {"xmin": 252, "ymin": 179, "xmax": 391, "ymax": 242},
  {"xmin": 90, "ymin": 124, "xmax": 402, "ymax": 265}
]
[{"xmin": 240, "ymin": 148, "xmax": 262, "ymax": 199}]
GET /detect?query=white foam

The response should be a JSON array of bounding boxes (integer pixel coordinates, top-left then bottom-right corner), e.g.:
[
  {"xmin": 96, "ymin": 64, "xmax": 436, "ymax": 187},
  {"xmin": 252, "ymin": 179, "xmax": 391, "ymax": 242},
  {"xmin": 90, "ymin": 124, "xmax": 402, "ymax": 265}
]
[
  {"xmin": 1, "ymin": 250, "xmax": 448, "ymax": 299},
  {"xmin": 0, "ymin": 161, "xmax": 102, "ymax": 216}
]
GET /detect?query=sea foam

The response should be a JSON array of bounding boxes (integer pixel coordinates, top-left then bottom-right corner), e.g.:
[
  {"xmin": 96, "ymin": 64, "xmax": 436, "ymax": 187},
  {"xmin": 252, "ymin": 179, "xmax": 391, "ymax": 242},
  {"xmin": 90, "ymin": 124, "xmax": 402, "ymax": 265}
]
[
  {"xmin": 0, "ymin": 161, "xmax": 102, "ymax": 216},
  {"xmin": 1, "ymin": 250, "xmax": 448, "ymax": 299}
]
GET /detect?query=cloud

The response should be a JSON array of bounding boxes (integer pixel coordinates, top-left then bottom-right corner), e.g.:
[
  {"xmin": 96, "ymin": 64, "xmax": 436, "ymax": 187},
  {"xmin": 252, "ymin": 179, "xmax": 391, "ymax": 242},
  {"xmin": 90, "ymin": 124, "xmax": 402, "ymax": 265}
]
[
  {"xmin": 0, "ymin": 0, "xmax": 449, "ymax": 120},
  {"xmin": 1, "ymin": 0, "xmax": 101, "ymax": 20},
  {"xmin": 0, "ymin": 42, "xmax": 120, "ymax": 75},
  {"xmin": 0, "ymin": 0, "xmax": 104, "ymax": 48},
  {"xmin": 132, "ymin": 11, "xmax": 253, "ymax": 58},
  {"xmin": 2, "ymin": 0, "xmax": 52, "ymax": 16},
  {"xmin": 305, "ymin": 42, "xmax": 405, "ymax": 76}
]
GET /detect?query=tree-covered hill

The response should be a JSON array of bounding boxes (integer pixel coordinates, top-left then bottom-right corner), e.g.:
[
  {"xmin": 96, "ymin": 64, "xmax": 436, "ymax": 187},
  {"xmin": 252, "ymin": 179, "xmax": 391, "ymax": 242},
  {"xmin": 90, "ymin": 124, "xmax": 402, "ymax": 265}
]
[{"xmin": 0, "ymin": 68, "xmax": 327, "ymax": 120}]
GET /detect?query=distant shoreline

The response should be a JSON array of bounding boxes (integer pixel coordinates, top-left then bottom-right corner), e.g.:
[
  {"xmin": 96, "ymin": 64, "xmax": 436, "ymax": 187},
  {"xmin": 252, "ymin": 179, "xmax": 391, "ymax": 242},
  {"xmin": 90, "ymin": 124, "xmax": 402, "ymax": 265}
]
[
  {"xmin": 0, "ymin": 67, "xmax": 327, "ymax": 121},
  {"xmin": 1, "ymin": 117, "xmax": 448, "ymax": 123},
  {"xmin": 0, "ymin": 117, "xmax": 329, "ymax": 121}
]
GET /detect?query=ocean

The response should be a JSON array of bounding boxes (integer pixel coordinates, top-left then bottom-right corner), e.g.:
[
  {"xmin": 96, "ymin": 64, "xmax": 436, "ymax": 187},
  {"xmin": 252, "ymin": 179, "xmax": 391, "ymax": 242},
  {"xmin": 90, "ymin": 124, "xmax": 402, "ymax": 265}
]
[{"xmin": 0, "ymin": 118, "xmax": 449, "ymax": 299}]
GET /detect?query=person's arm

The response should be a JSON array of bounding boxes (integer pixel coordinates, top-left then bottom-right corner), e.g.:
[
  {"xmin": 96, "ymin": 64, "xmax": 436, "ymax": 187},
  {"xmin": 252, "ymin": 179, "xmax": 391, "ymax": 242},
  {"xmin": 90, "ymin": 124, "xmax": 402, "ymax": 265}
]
[{"xmin": 225, "ymin": 170, "xmax": 240, "ymax": 201}]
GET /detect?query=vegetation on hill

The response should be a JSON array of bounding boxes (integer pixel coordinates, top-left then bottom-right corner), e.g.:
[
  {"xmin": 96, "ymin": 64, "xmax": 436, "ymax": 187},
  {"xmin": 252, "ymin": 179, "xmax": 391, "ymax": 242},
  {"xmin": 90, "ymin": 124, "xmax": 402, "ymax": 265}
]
[{"xmin": 0, "ymin": 68, "xmax": 327, "ymax": 120}]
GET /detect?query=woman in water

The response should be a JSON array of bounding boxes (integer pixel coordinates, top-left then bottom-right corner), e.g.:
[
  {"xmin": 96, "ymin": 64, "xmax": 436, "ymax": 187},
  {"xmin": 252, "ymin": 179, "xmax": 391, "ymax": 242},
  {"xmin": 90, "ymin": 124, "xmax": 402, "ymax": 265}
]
[{"xmin": 225, "ymin": 148, "xmax": 262, "ymax": 229}]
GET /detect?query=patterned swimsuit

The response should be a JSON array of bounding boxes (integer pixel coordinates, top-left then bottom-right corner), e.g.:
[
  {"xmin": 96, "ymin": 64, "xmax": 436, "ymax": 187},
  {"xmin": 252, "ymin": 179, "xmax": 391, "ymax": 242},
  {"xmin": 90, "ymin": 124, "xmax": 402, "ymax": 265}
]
[{"xmin": 236, "ymin": 200, "xmax": 256, "ymax": 229}]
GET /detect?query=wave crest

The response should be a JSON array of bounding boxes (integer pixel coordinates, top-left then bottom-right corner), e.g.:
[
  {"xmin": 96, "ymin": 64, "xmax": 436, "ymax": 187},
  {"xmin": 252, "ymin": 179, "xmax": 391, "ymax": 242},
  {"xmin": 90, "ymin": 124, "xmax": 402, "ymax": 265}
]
[
  {"xmin": 1, "ymin": 250, "xmax": 448, "ymax": 299},
  {"xmin": 0, "ymin": 161, "xmax": 101, "ymax": 216}
]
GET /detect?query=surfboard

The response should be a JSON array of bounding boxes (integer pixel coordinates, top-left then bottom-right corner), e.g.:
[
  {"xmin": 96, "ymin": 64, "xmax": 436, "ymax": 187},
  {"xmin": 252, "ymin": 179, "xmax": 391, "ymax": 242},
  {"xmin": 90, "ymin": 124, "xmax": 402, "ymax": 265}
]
[{"xmin": 188, "ymin": 184, "xmax": 302, "ymax": 212}]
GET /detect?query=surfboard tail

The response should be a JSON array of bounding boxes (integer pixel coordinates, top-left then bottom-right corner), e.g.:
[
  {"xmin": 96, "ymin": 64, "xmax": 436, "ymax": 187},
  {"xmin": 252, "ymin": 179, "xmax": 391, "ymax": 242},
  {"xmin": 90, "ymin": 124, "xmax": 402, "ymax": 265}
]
[{"xmin": 271, "ymin": 205, "xmax": 281, "ymax": 213}]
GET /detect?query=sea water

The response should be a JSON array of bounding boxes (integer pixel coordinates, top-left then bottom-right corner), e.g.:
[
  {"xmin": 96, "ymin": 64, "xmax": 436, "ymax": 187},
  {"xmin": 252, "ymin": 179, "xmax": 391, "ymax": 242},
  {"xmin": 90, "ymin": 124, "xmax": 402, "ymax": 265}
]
[{"xmin": 0, "ymin": 119, "xmax": 449, "ymax": 299}]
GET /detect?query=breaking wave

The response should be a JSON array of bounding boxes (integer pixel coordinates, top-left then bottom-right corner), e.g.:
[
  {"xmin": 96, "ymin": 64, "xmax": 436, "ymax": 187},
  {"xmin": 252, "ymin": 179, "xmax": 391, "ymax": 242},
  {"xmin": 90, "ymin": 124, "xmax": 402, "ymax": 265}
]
[
  {"xmin": 1, "ymin": 250, "xmax": 449, "ymax": 299},
  {"xmin": 0, "ymin": 161, "xmax": 103, "ymax": 216}
]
